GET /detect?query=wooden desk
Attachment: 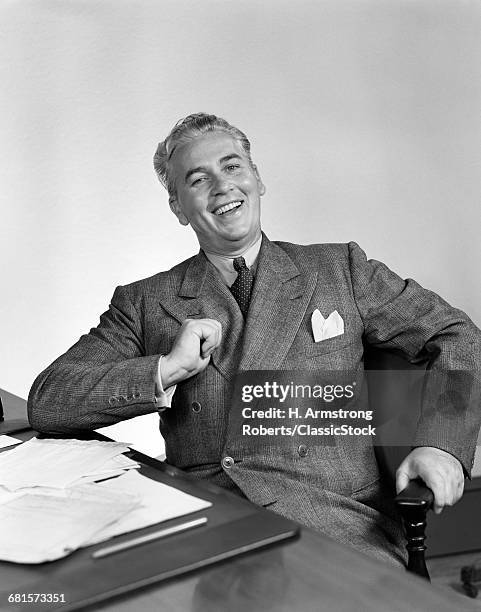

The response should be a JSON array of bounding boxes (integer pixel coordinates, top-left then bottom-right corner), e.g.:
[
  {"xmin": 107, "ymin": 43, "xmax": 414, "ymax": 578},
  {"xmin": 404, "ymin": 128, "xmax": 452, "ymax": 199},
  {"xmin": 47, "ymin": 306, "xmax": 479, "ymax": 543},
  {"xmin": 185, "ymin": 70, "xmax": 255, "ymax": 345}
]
[
  {"xmin": 0, "ymin": 392, "xmax": 478, "ymax": 611},
  {"xmin": 5, "ymin": 530, "xmax": 478, "ymax": 612},
  {"xmin": 91, "ymin": 521, "xmax": 478, "ymax": 612}
]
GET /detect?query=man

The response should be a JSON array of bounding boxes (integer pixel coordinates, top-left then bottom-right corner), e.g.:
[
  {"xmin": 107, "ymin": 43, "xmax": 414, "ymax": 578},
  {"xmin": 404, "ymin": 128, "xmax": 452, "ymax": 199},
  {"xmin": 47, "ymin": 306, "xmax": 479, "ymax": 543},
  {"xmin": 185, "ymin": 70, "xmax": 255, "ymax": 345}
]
[{"xmin": 29, "ymin": 113, "xmax": 481, "ymax": 566}]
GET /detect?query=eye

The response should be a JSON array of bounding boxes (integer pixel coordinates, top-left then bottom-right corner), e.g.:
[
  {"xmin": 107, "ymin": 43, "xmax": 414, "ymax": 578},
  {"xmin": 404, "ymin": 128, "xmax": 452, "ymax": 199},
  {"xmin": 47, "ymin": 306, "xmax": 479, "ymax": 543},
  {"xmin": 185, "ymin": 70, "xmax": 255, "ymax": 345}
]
[
  {"xmin": 225, "ymin": 164, "xmax": 241, "ymax": 173},
  {"xmin": 191, "ymin": 176, "xmax": 208, "ymax": 186}
]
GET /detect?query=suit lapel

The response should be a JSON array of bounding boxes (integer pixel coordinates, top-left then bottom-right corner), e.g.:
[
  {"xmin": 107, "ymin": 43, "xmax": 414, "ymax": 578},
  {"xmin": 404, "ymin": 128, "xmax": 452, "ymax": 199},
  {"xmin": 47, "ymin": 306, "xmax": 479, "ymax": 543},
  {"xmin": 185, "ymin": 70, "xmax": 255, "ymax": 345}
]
[
  {"xmin": 158, "ymin": 237, "xmax": 317, "ymax": 377},
  {"xmin": 157, "ymin": 254, "xmax": 206, "ymax": 322},
  {"xmin": 159, "ymin": 251, "xmax": 244, "ymax": 380},
  {"xmin": 239, "ymin": 236, "xmax": 318, "ymax": 370}
]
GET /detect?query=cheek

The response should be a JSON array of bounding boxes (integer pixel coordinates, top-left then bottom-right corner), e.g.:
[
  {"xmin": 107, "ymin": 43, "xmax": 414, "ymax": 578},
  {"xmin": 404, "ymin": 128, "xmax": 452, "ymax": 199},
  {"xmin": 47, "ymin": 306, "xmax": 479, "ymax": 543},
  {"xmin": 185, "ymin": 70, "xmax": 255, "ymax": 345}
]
[
  {"xmin": 179, "ymin": 194, "xmax": 205, "ymax": 218},
  {"xmin": 239, "ymin": 176, "xmax": 262, "ymax": 196}
]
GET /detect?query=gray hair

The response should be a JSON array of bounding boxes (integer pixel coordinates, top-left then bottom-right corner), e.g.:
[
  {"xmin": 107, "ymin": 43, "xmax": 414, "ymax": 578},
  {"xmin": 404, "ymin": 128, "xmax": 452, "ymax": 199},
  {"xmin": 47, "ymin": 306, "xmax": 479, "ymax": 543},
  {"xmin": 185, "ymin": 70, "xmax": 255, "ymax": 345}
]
[{"xmin": 153, "ymin": 113, "xmax": 253, "ymax": 199}]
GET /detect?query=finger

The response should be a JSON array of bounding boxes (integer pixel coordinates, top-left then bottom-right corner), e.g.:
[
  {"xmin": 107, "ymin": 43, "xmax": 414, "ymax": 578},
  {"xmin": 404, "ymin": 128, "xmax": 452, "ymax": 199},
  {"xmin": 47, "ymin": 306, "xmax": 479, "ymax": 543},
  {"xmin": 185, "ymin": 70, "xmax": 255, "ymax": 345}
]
[
  {"xmin": 452, "ymin": 480, "xmax": 465, "ymax": 505},
  {"xmin": 202, "ymin": 321, "xmax": 221, "ymax": 355},
  {"xmin": 199, "ymin": 321, "xmax": 222, "ymax": 357},
  {"xmin": 457, "ymin": 478, "xmax": 465, "ymax": 498},
  {"xmin": 434, "ymin": 458, "xmax": 464, "ymax": 507},
  {"xmin": 185, "ymin": 319, "xmax": 218, "ymax": 340},
  {"xmin": 423, "ymin": 474, "xmax": 446, "ymax": 514},
  {"xmin": 446, "ymin": 471, "xmax": 465, "ymax": 506},
  {"xmin": 395, "ymin": 469, "xmax": 410, "ymax": 495},
  {"xmin": 177, "ymin": 319, "xmax": 216, "ymax": 358}
]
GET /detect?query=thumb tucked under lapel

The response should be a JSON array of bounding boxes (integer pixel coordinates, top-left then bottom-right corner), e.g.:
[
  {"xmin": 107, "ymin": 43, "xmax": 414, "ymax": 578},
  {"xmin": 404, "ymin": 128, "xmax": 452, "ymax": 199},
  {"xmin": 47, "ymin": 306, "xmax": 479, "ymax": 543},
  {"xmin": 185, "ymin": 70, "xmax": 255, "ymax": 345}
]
[{"xmin": 239, "ymin": 235, "xmax": 318, "ymax": 370}]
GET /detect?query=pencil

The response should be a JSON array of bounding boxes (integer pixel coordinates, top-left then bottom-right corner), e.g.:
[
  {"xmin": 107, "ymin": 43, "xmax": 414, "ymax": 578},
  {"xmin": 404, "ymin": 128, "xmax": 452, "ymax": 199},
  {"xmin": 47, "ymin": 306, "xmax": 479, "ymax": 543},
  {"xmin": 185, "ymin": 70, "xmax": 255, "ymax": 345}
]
[{"xmin": 92, "ymin": 516, "xmax": 208, "ymax": 559}]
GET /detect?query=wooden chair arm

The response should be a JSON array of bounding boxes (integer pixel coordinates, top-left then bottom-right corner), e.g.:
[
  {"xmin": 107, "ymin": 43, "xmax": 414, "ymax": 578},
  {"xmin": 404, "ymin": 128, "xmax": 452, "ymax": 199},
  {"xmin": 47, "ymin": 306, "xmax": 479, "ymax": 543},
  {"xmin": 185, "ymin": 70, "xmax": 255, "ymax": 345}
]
[{"xmin": 395, "ymin": 479, "xmax": 434, "ymax": 580}]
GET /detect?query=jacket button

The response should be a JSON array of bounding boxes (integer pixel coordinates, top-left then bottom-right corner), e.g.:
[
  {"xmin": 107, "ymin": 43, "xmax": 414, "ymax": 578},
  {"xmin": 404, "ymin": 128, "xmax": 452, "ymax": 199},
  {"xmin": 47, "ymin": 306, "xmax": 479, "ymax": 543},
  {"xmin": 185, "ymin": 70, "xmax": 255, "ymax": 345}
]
[
  {"xmin": 298, "ymin": 444, "xmax": 308, "ymax": 458},
  {"xmin": 133, "ymin": 391, "xmax": 141, "ymax": 399},
  {"xmin": 191, "ymin": 401, "xmax": 202, "ymax": 413},
  {"xmin": 222, "ymin": 456, "xmax": 234, "ymax": 469},
  {"xmin": 109, "ymin": 397, "xmax": 117, "ymax": 405}
]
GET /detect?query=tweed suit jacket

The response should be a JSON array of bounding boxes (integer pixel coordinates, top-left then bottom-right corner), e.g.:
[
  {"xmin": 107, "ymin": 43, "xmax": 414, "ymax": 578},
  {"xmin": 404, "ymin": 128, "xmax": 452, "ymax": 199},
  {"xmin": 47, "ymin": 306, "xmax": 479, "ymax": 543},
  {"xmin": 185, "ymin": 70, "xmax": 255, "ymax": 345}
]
[{"xmin": 28, "ymin": 235, "xmax": 481, "ymax": 563}]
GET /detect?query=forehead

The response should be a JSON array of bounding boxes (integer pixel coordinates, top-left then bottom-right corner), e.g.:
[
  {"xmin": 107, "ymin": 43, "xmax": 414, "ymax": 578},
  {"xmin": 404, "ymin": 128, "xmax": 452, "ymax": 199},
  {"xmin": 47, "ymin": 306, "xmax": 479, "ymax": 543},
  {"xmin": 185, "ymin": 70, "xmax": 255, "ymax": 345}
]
[{"xmin": 171, "ymin": 132, "xmax": 247, "ymax": 176}]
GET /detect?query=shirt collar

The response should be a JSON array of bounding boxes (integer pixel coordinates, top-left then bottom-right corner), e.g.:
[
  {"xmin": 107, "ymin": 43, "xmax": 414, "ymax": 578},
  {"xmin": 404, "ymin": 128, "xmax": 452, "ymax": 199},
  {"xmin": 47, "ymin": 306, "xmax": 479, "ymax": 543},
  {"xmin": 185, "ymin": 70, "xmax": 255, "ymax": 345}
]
[{"xmin": 203, "ymin": 235, "xmax": 262, "ymax": 286}]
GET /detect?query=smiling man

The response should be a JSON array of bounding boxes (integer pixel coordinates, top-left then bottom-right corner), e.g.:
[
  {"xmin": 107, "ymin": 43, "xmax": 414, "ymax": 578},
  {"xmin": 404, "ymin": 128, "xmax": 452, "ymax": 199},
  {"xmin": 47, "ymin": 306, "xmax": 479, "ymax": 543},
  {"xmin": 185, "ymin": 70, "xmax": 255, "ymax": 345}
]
[
  {"xmin": 167, "ymin": 130, "xmax": 265, "ymax": 254},
  {"xmin": 29, "ymin": 113, "xmax": 481, "ymax": 567}
]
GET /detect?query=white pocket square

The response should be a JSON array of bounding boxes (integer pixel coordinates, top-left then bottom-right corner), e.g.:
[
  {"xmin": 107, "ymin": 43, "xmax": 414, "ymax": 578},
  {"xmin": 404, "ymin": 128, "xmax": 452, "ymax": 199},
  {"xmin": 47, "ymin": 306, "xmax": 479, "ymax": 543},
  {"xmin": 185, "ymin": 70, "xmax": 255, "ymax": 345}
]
[{"xmin": 311, "ymin": 309, "xmax": 344, "ymax": 342}]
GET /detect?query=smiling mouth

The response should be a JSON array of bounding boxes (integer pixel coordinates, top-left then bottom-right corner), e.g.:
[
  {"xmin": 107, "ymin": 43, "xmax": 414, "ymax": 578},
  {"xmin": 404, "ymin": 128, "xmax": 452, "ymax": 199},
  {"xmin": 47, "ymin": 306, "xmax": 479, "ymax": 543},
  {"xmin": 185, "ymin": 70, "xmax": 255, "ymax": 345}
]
[{"xmin": 214, "ymin": 200, "xmax": 243, "ymax": 216}]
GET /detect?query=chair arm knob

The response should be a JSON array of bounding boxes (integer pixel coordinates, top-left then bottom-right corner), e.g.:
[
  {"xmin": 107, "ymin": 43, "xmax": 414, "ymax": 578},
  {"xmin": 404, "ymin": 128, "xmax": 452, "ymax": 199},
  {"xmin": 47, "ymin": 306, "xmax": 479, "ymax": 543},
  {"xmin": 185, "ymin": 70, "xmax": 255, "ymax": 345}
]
[{"xmin": 395, "ymin": 479, "xmax": 434, "ymax": 509}]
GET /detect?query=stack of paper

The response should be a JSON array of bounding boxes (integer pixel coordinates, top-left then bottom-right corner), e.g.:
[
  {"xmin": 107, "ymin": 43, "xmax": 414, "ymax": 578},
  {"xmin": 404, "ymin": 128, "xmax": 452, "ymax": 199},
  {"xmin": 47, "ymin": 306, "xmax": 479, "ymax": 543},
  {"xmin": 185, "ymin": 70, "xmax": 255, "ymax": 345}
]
[
  {"xmin": 0, "ymin": 438, "xmax": 211, "ymax": 564},
  {"xmin": 0, "ymin": 484, "xmax": 139, "ymax": 563},
  {"xmin": 0, "ymin": 438, "xmax": 136, "ymax": 491},
  {"xmin": 0, "ymin": 438, "xmax": 141, "ymax": 563}
]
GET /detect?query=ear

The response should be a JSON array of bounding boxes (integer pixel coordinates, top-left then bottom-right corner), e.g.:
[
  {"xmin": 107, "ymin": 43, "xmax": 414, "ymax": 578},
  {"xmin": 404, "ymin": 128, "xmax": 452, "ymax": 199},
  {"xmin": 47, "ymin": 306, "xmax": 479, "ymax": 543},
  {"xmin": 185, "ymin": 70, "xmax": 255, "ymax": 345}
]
[
  {"xmin": 253, "ymin": 164, "xmax": 266, "ymax": 196},
  {"xmin": 169, "ymin": 197, "xmax": 189, "ymax": 226}
]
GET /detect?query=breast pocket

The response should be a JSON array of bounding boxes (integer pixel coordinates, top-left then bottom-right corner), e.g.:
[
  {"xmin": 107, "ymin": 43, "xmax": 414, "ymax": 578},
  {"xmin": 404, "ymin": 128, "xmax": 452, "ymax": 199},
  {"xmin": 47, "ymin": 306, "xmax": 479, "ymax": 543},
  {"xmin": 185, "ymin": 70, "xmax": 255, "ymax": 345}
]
[
  {"xmin": 302, "ymin": 334, "xmax": 356, "ymax": 357},
  {"xmin": 288, "ymin": 311, "xmax": 362, "ymax": 361}
]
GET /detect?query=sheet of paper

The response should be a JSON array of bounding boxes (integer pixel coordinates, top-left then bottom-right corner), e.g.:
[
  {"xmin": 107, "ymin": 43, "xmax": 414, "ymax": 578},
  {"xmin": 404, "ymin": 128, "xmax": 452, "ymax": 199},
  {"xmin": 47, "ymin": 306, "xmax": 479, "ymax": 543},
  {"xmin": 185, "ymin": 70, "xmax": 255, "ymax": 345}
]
[
  {"xmin": 70, "ymin": 454, "xmax": 140, "ymax": 485},
  {"xmin": 0, "ymin": 438, "xmax": 130, "ymax": 491},
  {"xmin": 0, "ymin": 484, "xmax": 140, "ymax": 563},
  {"xmin": 97, "ymin": 412, "xmax": 164, "ymax": 458},
  {"xmin": 85, "ymin": 470, "xmax": 211, "ymax": 545},
  {"xmin": 0, "ymin": 435, "xmax": 22, "ymax": 449}
]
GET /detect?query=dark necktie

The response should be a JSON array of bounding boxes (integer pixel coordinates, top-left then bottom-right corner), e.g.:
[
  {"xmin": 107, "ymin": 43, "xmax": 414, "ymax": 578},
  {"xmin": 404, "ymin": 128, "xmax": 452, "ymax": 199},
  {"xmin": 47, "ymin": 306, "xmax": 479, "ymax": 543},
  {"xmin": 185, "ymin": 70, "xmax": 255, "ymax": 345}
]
[{"xmin": 230, "ymin": 256, "xmax": 254, "ymax": 317}]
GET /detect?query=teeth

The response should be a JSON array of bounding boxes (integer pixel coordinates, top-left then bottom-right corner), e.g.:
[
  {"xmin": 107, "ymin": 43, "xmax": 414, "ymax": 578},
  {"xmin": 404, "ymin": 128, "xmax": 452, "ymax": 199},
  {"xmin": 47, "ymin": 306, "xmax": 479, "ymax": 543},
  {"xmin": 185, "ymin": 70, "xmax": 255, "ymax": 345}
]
[{"xmin": 215, "ymin": 201, "xmax": 242, "ymax": 215}]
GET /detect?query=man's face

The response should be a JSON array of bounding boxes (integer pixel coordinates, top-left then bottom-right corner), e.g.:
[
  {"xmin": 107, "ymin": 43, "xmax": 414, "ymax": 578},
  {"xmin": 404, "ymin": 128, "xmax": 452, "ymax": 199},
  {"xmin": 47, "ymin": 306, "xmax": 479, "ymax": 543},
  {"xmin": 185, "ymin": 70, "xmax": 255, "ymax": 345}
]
[{"xmin": 169, "ymin": 131, "xmax": 265, "ymax": 255}]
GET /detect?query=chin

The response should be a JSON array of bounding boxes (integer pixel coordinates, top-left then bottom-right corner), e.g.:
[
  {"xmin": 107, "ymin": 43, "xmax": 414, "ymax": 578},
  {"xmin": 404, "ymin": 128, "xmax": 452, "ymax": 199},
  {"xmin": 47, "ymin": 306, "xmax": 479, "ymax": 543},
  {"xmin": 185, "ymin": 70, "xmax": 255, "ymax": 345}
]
[{"xmin": 226, "ymin": 230, "xmax": 255, "ymax": 244}]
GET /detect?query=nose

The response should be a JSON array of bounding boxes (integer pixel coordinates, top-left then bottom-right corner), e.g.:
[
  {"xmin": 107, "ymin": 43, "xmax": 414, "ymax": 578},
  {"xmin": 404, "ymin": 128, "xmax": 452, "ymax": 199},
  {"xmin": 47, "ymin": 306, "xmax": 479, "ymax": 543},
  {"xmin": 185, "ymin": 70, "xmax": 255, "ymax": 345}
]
[{"xmin": 212, "ymin": 175, "xmax": 232, "ymax": 196}]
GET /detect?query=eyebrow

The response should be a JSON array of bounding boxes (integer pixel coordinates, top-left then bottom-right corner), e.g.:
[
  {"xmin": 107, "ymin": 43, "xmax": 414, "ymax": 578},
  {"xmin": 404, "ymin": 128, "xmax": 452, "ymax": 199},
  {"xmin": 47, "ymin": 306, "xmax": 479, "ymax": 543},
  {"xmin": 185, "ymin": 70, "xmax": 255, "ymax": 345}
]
[
  {"xmin": 184, "ymin": 154, "xmax": 243, "ymax": 183},
  {"xmin": 219, "ymin": 153, "xmax": 242, "ymax": 164}
]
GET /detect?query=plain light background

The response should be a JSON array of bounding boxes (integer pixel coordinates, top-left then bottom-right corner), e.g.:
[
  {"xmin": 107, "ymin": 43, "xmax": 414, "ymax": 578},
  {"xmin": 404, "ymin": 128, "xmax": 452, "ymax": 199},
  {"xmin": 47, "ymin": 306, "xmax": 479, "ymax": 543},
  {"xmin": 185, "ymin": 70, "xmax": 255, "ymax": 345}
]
[{"xmin": 1, "ymin": 0, "xmax": 480, "ymax": 464}]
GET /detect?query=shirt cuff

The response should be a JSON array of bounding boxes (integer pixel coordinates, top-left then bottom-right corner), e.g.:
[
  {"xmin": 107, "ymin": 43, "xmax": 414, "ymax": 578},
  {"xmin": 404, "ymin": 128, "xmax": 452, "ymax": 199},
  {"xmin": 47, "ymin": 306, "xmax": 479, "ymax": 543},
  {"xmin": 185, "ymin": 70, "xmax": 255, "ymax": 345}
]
[{"xmin": 154, "ymin": 355, "xmax": 176, "ymax": 409}]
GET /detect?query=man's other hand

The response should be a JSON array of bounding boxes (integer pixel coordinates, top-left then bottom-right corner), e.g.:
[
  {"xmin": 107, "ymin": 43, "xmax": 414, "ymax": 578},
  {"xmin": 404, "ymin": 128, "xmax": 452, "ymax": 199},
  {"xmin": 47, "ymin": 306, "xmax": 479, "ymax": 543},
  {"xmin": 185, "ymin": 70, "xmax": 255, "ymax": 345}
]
[
  {"xmin": 396, "ymin": 447, "xmax": 465, "ymax": 514},
  {"xmin": 160, "ymin": 318, "xmax": 222, "ymax": 387}
]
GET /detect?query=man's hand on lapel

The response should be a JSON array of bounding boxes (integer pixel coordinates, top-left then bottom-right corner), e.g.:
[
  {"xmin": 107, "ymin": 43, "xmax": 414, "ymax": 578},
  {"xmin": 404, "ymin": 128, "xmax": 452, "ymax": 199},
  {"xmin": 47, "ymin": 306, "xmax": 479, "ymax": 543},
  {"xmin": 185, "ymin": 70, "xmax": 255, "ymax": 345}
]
[
  {"xmin": 396, "ymin": 447, "xmax": 465, "ymax": 514},
  {"xmin": 160, "ymin": 319, "xmax": 222, "ymax": 388}
]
